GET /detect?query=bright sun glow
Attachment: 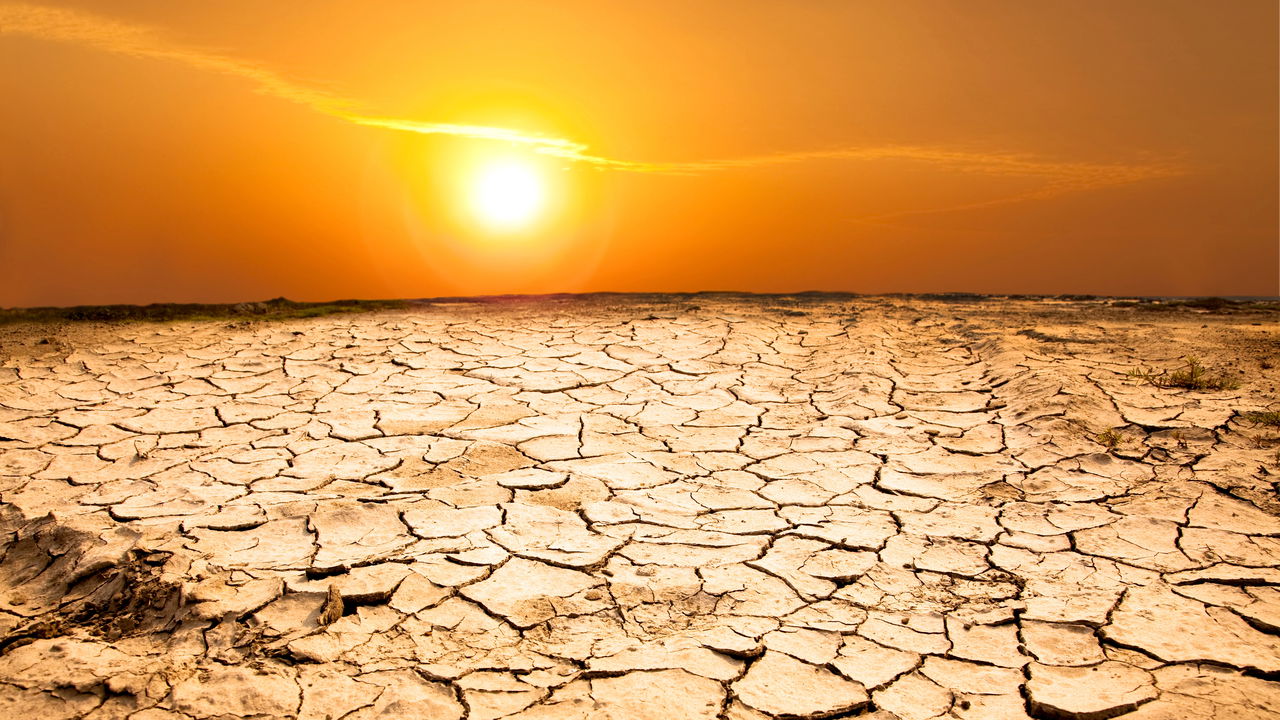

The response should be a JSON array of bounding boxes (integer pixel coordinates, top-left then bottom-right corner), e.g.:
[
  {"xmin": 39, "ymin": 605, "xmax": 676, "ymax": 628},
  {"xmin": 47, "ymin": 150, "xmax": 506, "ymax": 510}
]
[{"xmin": 470, "ymin": 160, "xmax": 545, "ymax": 230}]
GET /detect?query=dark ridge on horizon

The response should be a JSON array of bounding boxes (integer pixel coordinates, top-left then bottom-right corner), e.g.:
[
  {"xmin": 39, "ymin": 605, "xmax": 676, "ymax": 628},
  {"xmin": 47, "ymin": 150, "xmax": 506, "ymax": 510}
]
[{"xmin": 2, "ymin": 293, "xmax": 1278, "ymax": 326}]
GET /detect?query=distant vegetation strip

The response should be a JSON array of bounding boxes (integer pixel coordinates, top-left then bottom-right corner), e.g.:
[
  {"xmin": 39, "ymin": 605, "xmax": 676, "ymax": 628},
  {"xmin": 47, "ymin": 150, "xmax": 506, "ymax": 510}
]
[
  {"xmin": 0, "ymin": 298, "xmax": 410, "ymax": 325},
  {"xmin": 1, "ymin": 294, "xmax": 1276, "ymax": 325}
]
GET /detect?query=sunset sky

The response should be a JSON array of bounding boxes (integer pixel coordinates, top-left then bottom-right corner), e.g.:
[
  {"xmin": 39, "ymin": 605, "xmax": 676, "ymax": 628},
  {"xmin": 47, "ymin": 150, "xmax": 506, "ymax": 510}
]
[{"xmin": 1, "ymin": 0, "xmax": 1276, "ymax": 306}]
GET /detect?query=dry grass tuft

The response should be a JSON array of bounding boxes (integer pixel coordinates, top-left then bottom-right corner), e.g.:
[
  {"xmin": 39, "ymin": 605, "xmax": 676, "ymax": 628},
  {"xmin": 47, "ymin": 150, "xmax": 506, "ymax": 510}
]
[
  {"xmin": 1242, "ymin": 410, "xmax": 1280, "ymax": 427},
  {"xmin": 1094, "ymin": 428, "xmax": 1124, "ymax": 451},
  {"xmin": 1127, "ymin": 357, "xmax": 1240, "ymax": 391}
]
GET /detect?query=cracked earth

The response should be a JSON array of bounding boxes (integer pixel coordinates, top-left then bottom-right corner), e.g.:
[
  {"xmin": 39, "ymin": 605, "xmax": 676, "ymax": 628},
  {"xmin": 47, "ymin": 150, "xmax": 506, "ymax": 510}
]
[{"xmin": 1, "ymin": 294, "xmax": 1278, "ymax": 720}]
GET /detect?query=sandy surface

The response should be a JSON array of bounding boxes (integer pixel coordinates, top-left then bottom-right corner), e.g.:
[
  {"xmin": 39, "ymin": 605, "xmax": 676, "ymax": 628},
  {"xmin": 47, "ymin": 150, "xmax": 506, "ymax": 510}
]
[{"xmin": 1, "ymin": 294, "xmax": 1278, "ymax": 719}]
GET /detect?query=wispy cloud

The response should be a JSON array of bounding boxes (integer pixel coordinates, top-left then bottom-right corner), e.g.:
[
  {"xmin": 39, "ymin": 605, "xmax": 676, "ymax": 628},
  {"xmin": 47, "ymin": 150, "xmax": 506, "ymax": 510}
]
[
  {"xmin": 0, "ymin": 3, "xmax": 353, "ymax": 112},
  {"xmin": 1, "ymin": 2, "xmax": 1184, "ymax": 204},
  {"xmin": 0, "ymin": 3, "xmax": 589, "ymax": 156}
]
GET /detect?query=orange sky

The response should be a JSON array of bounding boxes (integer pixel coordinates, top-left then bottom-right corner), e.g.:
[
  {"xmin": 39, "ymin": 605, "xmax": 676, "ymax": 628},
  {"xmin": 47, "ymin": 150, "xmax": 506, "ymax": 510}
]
[{"xmin": 1, "ymin": 0, "xmax": 1277, "ymax": 306}]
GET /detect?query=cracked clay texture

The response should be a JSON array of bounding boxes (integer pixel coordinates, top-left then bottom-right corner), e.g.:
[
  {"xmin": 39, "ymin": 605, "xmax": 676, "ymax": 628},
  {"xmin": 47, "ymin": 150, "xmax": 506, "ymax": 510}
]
[{"xmin": 0, "ymin": 294, "xmax": 1278, "ymax": 719}]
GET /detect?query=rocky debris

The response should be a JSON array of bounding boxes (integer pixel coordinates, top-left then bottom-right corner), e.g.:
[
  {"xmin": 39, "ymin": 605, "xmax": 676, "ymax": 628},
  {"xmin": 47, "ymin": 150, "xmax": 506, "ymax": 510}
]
[{"xmin": 1, "ymin": 295, "xmax": 1278, "ymax": 717}]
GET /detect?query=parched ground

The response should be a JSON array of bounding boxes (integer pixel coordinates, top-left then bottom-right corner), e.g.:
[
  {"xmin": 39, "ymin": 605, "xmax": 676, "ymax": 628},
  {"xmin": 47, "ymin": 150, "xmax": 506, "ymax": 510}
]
[{"xmin": 1, "ymin": 294, "xmax": 1278, "ymax": 720}]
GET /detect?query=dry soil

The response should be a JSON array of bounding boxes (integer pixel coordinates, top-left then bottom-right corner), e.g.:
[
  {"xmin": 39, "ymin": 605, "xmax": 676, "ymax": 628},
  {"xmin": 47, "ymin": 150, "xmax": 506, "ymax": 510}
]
[{"xmin": 1, "ymin": 294, "xmax": 1278, "ymax": 719}]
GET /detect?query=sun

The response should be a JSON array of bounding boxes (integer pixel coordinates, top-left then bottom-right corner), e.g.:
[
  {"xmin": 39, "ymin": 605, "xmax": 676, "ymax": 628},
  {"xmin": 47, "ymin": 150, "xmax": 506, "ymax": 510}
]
[{"xmin": 469, "ymin": 159, "xmax": 546, "ymax": 231}]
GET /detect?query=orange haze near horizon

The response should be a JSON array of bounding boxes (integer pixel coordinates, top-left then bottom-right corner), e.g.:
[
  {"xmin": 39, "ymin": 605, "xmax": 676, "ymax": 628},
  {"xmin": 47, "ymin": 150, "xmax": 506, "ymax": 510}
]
[{"xmin": 1, "ymin": 0, "xmax": 1277, "ymax": 307}]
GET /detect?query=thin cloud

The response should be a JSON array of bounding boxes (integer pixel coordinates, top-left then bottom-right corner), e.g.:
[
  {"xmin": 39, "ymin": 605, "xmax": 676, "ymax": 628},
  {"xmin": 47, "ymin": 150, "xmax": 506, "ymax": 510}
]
[
  {"xmin": 1, "ymin": 1, "xmax": 1185, "ymax": 204},
  {"xmin": 0, "ymin": 3, "xmax": 584, "ymax": 156},
  {"xmin": 0, "ymin": 3, "xmax": 353, "ymax": 113}
]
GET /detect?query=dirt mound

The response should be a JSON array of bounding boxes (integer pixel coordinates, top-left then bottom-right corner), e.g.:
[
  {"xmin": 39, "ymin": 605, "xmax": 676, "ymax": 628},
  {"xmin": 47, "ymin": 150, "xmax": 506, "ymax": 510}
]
[{"xmin": 0, "ymin": 511, "xmax": 182, "ymax": 651}]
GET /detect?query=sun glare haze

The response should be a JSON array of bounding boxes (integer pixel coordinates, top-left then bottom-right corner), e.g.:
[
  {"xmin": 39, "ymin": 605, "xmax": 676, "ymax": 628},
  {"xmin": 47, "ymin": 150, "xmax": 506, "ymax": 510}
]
[
  {"xmin": 469, "ymin": 159, "xmax": 546, "ymax": 232},
  {"xmin": 0, "ymin": 0, "xmax": 1275, "ymax": 303}
]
